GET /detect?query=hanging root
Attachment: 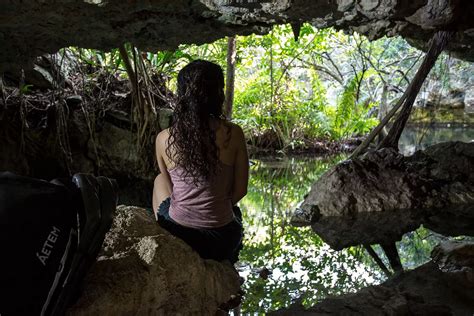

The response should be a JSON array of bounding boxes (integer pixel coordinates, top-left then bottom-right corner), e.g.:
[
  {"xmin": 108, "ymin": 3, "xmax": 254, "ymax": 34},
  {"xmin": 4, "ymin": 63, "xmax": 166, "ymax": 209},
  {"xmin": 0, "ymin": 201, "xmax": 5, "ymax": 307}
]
[
  {"xmin": 119, "ymin": 45, "xmax": 158, "ymax": 156},
  {"xmin": 56, "ymin": 98, "xmax": 73, "ymax": 174}
]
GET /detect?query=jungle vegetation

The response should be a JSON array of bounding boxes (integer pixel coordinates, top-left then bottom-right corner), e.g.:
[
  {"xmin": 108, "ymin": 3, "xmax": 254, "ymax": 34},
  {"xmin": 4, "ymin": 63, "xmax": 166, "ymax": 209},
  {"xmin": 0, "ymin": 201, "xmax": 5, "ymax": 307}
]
[
  {"xmin": 63, "ymin": 23, "xmax": 472, "ymax": 153},
  {"xmin": 6, "ymin": 23, "xmax": 473, "ymax": 314}
]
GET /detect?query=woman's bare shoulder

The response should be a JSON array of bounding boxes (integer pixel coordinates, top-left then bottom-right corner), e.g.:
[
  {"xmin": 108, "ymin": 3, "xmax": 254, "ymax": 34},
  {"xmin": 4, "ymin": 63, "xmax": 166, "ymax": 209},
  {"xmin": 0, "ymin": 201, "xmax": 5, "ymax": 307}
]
[
  {"xmin": 225, "ymin": 122, "xmax": 246, "ymax": 149},
  {"xmin": 228, "ymin": 122, "xmax": 244, "ymax": 138},
  {"xmin": 222, "ymin": 121, "xmax": 242, "ymax": 134},
  {"xmin": 156, "ymin": 128, "xmax": 170, "ymax": 150},
  {"xmin": 156, "ymin": 128, "xmax": 170, "ymax": 142}
]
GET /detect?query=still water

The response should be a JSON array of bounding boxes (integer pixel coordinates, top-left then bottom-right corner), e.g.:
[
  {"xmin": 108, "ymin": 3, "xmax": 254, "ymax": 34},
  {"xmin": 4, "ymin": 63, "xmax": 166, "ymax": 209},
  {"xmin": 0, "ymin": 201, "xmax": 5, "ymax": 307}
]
[
  {"xmin": 239, "ymin": 126, "xmax": 473, "ymax": 313},
  {"xmin": 399, "ymin": 125, "xmax": 474, "ymax": 155}
]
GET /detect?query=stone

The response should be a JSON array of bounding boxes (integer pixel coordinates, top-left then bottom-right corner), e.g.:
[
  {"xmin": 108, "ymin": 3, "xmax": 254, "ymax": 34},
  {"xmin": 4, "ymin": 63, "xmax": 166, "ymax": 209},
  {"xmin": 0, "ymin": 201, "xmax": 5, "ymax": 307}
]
[
  {"xmin": 432, "ymin": 240, "xmax": 474, "ymax": 288},
  {"xmin": 406, "ymin": 0, "xmax": 458, "ymax": 29},
  {"xmin": 359, "ymin": 0, "xmax": 380, "ymax": 12},
  {"xmin": 1, "ymin": 0, "xmax": 474, "ymax": 71},
  {"xmin": 68, "ymin": 205, "xmax": 241, "ymax": 315},
  {"xmin": 465, "ymin": 86, "xmax": 474, "ymax": 114},
  {"xmin": 271, "ymin": 241, "xmax": 474, "ymax": 315},
  {"xmin": 158, "ymin": 107, "xmax": 174, "ymax": 131},
  {"xmin": 422, "ymin": 88, "xmax": 467, "ymax": 109},
  {"xmin": 4, "ymin": 52, "xmax": 79, "ymax": 89},
  {"xmin": 440, "ymin": 97, "xmax": 464, "ymax": 109},
  {"xmin": 65, "ymin": 95, "xmax": 83, "ymax": 108},
  {"xmin": 337, "ymin": 0, "xmax": 355, "ymax": 12},
  {"xmin": 292, "ymin": 141, "xmax": 474, "ymax": 250}
]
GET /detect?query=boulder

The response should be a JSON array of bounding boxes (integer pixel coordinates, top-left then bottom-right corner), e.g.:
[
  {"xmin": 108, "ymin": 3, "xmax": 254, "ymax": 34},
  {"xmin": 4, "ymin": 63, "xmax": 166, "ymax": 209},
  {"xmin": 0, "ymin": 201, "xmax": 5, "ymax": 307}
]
[
  {"xmin": 422, "ymin": 88, "xmax": 467, "ymax": 110},
  {"xmin": 271, "ymin": 241, "xmax": 474, "ymax": 315},
  {"xmin": 292, "ymin": 141, "xmax": 474, "ymax": 250},
  {"xmin": 466, "ymin": 86, "xmax": 474, "ymax": 114},
  {"xmin": 158, "ymin": 108, "xmax": 174, "ymax": 131},
  {"xmin": 67, "ymin": 205, "xmax": 241, "ymax": 315},
  {"xmin": 4, "ymin": 52, "xmax": 79, "ymax": 89},
  {"xmin": 432, "ymin": 240, "xmax": 474, "ymax": 290}
]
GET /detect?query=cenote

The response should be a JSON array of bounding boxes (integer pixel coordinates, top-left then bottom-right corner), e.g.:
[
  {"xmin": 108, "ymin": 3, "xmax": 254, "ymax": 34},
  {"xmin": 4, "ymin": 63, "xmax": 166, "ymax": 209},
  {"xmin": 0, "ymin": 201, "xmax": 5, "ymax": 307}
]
[
  {"xmin": 2, "ymin": 1, "xmax": 474, "ymax": 314},
  {"xmin": 238, "ymin": 126, "xmax": 474, "ymax": 313}
]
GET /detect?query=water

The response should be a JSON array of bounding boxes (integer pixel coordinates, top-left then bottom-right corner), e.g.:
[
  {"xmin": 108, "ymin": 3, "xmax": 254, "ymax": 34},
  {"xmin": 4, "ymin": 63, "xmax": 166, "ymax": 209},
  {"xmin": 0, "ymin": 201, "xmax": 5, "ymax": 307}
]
[
  {"xmin": 239, "ymin": 126, "xmax": 474, "ymax": 313},
  {"xmin": 399, "ymin": 125, "xmax": 474, "ymax": 155},
  {"xmin": 238, "ymin": 156, "xmax": 383, "ymax": 313}
]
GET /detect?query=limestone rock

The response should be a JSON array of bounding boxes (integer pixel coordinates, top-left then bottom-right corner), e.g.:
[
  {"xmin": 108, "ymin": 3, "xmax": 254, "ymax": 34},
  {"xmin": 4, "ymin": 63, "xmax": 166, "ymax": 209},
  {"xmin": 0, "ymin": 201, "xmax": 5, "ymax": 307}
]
[
  {"xmin": 292, "ymin": 141, "xmax": 474, "ymax": 250},
  {"xmin": 0, "ymin": 72, "xmax": 175, "ymax": 206},
  {"xmin": 1, "ymin": 0, "xmax": 474, "ymax": 70},
  {"xmin": 405, "ymin": 0, "xmax": 458, "ymax": 30},
  {"xmin": 67, "ymin": 205, "xmax": 241, "ymax": 315},
  {"xmin": 432, "ymin": 240, "xmax": 474, "ymax": 289},
  {"xmin": 466, "ymin": 86, "xmax": 474, "ymax": 114},
  {"xmin": 271, "ymin": 241, "xmax": 474, "ymax": 315},
  {"xmin": 158, "ymin": 108, "xmax": 174, "ymax": 131},
  {"xmin": 4, "ymin": 52, "xmax": 79, "ymax": 89},
  {"xmin": 422, "ymin": 88, "xmax": 468, "ymax": 109}
]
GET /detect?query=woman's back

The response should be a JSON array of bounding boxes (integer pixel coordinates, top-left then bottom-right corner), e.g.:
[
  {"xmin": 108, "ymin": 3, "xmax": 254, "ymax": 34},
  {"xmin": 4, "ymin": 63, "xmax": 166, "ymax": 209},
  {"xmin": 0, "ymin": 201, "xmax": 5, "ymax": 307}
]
[
  {"xmin": 169, "ymin": 161, "xmax": 234, "ymax": 228},
  {"xmin": 152, "ymin": 59, "xmax": 248, "ymax": 263},
  {"xmin": 160, "ymin": 119, "xmax": 238, "ymax": 169},
  {"xmin": 155, "ymin": 119, "xmax": 248, "ymax": 228}
]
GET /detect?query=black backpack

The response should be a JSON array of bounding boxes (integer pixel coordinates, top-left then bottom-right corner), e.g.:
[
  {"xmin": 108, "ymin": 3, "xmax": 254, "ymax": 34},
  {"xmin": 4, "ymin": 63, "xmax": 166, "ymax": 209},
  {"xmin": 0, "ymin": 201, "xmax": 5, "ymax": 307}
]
[{"xmin": 0, "ymin": 172, "xmax": 117, "ymax": 315}]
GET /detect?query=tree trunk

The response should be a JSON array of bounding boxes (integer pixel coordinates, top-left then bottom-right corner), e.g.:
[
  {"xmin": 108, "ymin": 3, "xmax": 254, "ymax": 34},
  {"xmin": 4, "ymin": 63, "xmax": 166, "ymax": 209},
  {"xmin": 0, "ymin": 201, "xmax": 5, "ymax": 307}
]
[
  {"xmin": 377, "ymin": 84, "xmax": 389, "ymax": 145},
  {"xmin": 378, "ymin": 30, "xmax": 453, "ymax": 150},
  {"xmin": 224, "ymin": 36, "xmax": 237, "ymax": 119},
  {"xmin": 350, "ymin": 30, "xmax": 454, "ymax": 158}
]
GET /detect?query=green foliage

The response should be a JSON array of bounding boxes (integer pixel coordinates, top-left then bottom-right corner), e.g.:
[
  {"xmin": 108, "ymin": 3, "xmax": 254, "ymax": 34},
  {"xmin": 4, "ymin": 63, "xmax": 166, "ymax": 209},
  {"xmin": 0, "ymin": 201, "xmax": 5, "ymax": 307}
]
[
  {"xmin": 229, "ymin": 24, "xmax": 390, "ymax": 147},
  {"xmin": 230, "ymin": 25, "xmax": 348, "ymax": 149},
  {"xmin": 65, "ymin": 22, "xmax": 472, "ymax": 150},
  {"xmin": 19, "ymin": 84, "xmax": 33, "ymax": 94},
  {"xmin": 332, "ymin": 75, "xmax": 359, "ymax": 138},
  {"xmin": 331, "ymin": 72, "xmax": 378, "ymax": 138},
  {"xmin": 239, "ymin": 156, "xmax": 385, "ymax": 313},
  {"xmin": 240, "ymin": 156, "xmax": 468, "ymax": 313}
]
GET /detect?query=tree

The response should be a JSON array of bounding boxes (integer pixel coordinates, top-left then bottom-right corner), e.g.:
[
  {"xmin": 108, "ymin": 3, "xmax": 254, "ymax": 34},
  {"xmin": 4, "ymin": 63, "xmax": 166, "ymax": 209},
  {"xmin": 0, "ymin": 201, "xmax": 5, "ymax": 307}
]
[{"xmin": 224, "ymin": 36, "xmax": 237, "ymax": 119}]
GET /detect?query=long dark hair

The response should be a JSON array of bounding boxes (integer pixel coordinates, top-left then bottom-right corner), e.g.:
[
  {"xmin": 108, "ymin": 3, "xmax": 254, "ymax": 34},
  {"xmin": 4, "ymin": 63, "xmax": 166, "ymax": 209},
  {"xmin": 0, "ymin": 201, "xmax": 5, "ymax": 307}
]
[{"xmin": 166, "ymin": 60, "xmax": 225, "ymax": 183}]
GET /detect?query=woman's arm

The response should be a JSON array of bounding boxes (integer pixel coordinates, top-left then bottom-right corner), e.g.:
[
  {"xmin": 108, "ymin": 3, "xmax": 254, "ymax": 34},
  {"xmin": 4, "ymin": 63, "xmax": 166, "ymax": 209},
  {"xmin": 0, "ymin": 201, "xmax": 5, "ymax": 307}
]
[
  {"xmin": 153, "ymin": 130, "xmax": 173, "ymax": 213},
  {"xmin": 231, "ymin": 125, "xmax": 249, "ymax": 205},
  {"xmin": 156, "ymin": 130, "xmax": 173, "ymax": 184}
]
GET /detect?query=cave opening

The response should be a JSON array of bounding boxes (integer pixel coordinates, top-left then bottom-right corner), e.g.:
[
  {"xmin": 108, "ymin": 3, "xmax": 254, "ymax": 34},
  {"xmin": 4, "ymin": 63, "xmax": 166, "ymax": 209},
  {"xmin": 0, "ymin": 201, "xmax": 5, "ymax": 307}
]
[{"xmin": 1, "ymin": 1, "xmax": 474, "ymax": 314}]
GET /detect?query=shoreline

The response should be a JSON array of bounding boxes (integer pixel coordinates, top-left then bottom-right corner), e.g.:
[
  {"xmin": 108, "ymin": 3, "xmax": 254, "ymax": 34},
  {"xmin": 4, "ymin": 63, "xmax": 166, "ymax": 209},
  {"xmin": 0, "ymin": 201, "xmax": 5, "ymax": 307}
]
[{"xmin": 247, "ymin": 138, "xmax": 361, "ymax": 159}]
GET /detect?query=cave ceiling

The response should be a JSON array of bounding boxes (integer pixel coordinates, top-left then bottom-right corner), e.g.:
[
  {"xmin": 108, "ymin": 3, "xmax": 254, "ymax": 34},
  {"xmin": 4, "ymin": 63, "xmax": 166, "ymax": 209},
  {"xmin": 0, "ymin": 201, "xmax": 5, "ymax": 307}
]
[{"xmin": 1, "ymin": 0, "xmax": 474, "ymax": 70}]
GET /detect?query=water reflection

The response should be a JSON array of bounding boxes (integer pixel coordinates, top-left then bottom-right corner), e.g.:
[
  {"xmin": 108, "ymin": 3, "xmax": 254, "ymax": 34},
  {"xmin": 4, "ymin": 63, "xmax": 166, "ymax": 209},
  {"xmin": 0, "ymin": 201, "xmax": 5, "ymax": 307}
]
[
  {"xmin": 399, "ymin": 126, "xmax": 474, "ymax": 155},
  {"xmin": 239, "ymin": 156, "xmax": 384, "ymax": 313},
  {"xmin": 240, "ymin": 126, "xmax": 474, "ymax": 313}
]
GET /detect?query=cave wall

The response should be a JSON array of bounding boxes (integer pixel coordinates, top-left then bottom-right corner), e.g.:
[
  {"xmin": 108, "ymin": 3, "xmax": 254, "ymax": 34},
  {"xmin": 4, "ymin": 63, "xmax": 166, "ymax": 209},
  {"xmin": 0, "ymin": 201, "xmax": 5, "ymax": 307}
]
[
  {"xmin": 1, "ymin": 0, "xmax": 474, "ymax": 71},
  {"xmin": 0, "ymin": 78, "xmax": 174, "ymax": 207}
]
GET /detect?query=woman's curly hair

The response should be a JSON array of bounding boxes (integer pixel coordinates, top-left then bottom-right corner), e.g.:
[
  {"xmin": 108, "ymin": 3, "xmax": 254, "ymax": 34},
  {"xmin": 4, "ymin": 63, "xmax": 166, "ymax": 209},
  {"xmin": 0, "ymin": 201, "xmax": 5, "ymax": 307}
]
[{"xmin": 166, "ymin": 60, "xmax": 225, "ymax": 184}]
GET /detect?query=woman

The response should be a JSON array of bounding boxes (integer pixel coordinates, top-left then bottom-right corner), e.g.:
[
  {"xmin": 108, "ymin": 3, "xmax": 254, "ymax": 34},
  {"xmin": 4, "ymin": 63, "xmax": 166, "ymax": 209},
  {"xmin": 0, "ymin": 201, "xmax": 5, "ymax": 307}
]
[{"xmin": 152, "ymin": 60, "xmax": 249, "ymax": 263}]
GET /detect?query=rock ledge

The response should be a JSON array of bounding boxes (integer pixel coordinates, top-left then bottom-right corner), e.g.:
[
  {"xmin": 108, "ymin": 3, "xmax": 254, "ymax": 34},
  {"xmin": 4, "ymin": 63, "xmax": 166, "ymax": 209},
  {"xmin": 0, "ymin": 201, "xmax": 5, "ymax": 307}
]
[{"xmin": 68, "ymin": 205, "xmax": 240, "ymax": 315}]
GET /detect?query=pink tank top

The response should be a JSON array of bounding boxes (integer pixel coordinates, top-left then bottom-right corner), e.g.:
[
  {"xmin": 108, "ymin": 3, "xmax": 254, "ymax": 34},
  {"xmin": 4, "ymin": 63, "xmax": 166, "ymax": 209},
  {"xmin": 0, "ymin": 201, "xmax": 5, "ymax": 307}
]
[{"xmin": 168, "ymin": 163, "xmax": 234, "ymax": 228}]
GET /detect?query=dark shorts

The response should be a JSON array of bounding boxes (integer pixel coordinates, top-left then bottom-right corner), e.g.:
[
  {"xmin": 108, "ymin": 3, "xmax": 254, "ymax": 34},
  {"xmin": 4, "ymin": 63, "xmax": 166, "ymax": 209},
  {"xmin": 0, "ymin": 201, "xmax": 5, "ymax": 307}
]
[{"xmin": 156, "ymin": 197, "xmax": 243, "ymax": 263}]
